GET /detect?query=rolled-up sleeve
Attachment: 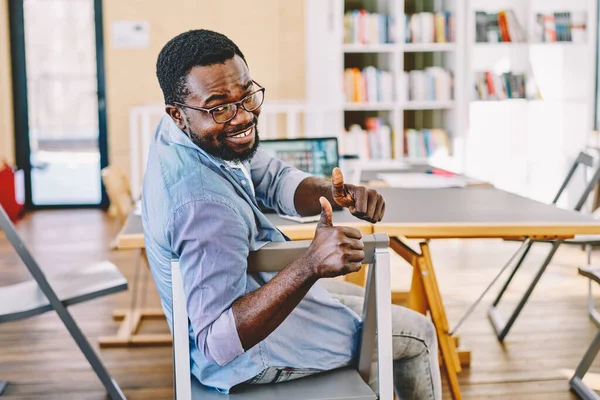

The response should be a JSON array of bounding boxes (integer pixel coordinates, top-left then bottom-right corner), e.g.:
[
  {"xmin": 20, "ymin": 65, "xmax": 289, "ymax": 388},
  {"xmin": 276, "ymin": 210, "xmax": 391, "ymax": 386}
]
[
  {"xmin": 168, "ymin": 198, "xmax": 250, "ymax": 366},
  {"xmin": 250, "ymin": 149, "xmax": 311, "ymax": 216}
]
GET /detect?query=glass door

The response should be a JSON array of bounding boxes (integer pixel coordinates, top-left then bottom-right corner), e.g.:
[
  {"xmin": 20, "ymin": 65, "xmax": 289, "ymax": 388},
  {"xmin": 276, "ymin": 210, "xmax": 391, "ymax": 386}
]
[{"xmin": 9, "ymin": 0, "xmax": 108, "ymax": 208}]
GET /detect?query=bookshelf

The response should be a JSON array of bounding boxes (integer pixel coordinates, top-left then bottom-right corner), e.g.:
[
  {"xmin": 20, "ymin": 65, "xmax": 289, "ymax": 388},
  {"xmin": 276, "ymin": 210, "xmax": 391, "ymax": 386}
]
[
  {"xmin": 304, "ymin": 0, "xmax": 467, "ymax": 168},
  {"xmin": 464, "ymin": 0, "xmax": 598, "ymax": 205}
]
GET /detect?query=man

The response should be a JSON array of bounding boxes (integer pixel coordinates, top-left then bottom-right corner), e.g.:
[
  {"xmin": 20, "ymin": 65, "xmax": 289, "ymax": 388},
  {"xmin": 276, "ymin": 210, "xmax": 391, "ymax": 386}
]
[{"xmin": 143, "ymin": 29, "xmax": 442, "ymax": 399}]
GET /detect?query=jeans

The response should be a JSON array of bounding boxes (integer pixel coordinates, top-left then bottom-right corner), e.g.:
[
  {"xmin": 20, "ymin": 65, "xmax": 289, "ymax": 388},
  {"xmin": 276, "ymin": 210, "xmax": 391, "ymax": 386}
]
[{"xmin": 248, "ymin": 279, "xmax": 442, "ymax": 400}]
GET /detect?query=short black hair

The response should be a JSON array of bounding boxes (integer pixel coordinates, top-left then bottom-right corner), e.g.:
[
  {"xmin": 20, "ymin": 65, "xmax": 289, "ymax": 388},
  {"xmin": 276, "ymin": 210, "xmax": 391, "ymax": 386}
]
[{"xmin": 156, "ymin": 29, "xmax": 247, "ymax": 105}]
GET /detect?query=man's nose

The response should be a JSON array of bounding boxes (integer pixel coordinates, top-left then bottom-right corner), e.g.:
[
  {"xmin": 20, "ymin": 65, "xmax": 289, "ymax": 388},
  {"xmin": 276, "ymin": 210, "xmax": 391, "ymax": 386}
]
[{"xmin": 229, "ymin": 105, "xmax": 254, "ymax": 126}]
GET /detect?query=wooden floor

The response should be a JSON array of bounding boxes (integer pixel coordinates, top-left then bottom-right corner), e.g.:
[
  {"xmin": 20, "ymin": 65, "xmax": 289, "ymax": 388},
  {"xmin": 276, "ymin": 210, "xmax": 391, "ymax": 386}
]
[{"xmin": 2, "ymin": 209, "xmax": 600, "ymax": 399}]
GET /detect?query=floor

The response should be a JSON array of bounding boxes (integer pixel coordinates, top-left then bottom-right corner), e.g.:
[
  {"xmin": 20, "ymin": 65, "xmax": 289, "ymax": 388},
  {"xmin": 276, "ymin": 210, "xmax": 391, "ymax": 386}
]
[{"xmin": 1, "ymin": 209, "xmax": 600, "ymax": 399}]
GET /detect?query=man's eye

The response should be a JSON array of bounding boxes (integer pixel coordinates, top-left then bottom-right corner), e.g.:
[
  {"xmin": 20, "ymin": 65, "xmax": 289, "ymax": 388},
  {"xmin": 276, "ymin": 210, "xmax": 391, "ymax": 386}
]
[{"xmin": 214, "ymin": 106, "xmax": 228, "ymax": 113}]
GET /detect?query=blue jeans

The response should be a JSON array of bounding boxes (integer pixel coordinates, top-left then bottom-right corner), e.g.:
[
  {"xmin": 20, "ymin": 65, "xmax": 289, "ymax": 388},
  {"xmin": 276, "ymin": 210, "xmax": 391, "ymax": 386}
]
[{"xmin": 248, "ymin": 279, "xmax": 442, "ymax": 400}]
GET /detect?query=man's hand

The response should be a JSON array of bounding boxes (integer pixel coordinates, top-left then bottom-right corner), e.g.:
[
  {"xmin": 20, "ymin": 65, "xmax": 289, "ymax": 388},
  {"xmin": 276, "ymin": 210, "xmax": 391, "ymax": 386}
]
[
  {"xmin": 304, "ymin": 197, "xmax": 365, "ymax": 279},
  {"xmin": 331, "ymin": 167, "xmax": 385, "ymax": 223}
]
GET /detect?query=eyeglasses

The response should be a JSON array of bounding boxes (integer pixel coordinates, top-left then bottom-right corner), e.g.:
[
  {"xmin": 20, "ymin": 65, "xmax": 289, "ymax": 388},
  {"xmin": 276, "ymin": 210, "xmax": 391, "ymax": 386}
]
[{"xmin": 174, "ymin": 80, "xmax": 265, "ymax": 124}]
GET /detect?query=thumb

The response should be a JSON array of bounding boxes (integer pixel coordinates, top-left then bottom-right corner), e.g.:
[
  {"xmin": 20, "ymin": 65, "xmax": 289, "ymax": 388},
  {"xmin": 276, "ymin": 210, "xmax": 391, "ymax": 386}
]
[
  {"xmin": 317, "ymin": 196, "xmax": 333, "ymax": 228},
  {"xmin": 331, "ymin": 167, "xmax": 346, "ymax": 199}
]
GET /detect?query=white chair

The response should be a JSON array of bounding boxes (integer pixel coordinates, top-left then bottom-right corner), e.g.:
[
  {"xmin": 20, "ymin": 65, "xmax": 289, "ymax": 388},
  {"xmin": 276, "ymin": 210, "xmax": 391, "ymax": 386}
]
[
  {"xmin": 0, "ymin": 204, "xmax": 127, "ymax": 399},
  {"xmin": 571, "ymin": 266, "xmax": 600, "ymax": 400},
  {"xmin": 171, "ymin": 233, "xmax": 394, "ymax": 400},
  {"xmin": 488, "ymin": 151, "xmax": 600, "ymax": 341}
]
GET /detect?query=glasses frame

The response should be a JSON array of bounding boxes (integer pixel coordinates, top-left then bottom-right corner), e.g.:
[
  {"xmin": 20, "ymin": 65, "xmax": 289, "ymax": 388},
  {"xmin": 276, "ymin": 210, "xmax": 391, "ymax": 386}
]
[{"xmin": 174, "ymin": 80, "xmax": 265, "ymax": 124}]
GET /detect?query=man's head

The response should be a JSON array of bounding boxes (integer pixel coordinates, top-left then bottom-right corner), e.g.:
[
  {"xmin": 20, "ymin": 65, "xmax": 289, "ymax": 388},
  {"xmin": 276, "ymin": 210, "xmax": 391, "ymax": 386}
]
[{"xmin": 156, "ymin": 29, "xmax": 262, "ymax": 162}]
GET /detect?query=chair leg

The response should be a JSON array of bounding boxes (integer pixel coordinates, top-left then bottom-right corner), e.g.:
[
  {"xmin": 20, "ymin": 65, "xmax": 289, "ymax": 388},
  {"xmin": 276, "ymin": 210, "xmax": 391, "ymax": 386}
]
[
  {"xmin": 0, "ymin": 381, "xmax": 6, "ymax": 395},
  {"xmin": 0, "ymin": 206, "xmax": 125, "ymax": 400},
  {"xmin": 488, "ymin": 241, "xmax": 561, "ymax": 341},
  {"xmin": 491, "ymin": 240, "xmax": 533, "ymax": 308},
  {"xmin": 570, "ymin": 329, "xmax": 600, "ymax": 400},
  {"xmin": 56, "ymin": 309, "xmax": 126, "ymax": 399},
  {"xmin": 587, "ymin": 280, "xmax": 600, "ymax": 328}
]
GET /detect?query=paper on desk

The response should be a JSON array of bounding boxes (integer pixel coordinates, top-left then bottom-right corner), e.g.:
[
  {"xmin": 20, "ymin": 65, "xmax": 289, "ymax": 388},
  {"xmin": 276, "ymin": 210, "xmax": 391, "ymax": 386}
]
[
  {"xmin": 277, "ymin": 214, "xmax": 321, "ymax": 223},
  {"xmin": 378, "ymin": 173, "xmax": 469, "ymax": 188}
]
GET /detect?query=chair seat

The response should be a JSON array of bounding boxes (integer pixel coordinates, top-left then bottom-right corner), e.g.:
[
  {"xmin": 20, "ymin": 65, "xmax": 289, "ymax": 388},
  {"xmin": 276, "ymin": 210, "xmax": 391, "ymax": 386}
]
[
  {"xmin": 191, "ymin": 367, "xmax": 377, "ymax": 400},
  {"xmin": 0, "ymin": 261, "xmax": 128, "ymax": 323},
  {"xmin": 579, "ymin": 265, "xmax": 600, "ymax": 285},
  {"xmin": 565, "ymin": 234, "xmax": 600, "ymax": 245}
]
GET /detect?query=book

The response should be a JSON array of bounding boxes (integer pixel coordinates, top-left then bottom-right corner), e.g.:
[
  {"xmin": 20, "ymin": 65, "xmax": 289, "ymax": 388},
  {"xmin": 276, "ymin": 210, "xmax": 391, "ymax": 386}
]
[
  {"xmin": 405, "ymin": 11, "xmax": 454, "ymax": 43},
  {"xmin": 534, "ymin": 11, "xmax": 586, "ymax": 43},
  {"xmin": 475, "ymin": 9, "xmax": 526, "ymax": 43}
]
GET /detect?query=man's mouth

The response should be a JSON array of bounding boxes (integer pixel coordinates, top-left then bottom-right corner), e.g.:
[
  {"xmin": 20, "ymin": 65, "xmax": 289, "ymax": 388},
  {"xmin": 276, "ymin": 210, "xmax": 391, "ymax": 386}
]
[
  {"xmin": 228, "ymin": 126, "xmax": 254, "ymax": 138},
  {"xmin": 225, "ymin": 125, "xmax": 255, "ymax": 145}
]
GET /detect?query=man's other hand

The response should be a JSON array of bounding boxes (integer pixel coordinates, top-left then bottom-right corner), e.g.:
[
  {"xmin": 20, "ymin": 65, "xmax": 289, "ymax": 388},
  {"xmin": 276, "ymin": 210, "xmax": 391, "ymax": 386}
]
[
  {"xmin": 304, "ymin": 197, "xmax": 365, "ymax": 279},
  {"xmin": 331, "ymin": 167, "xmax": 385, "ymax": 223}
]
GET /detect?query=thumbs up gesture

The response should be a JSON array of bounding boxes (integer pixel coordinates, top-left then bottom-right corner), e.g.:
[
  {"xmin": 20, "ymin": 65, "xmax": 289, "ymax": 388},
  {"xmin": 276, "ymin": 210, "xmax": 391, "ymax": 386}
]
[
  {"xmin": 304, "ymin": 197, "xmax": 365, "ymax": 279},
  {"xmin": 331, "ymin": 167, "xmax": 385, "ymax": 223}
]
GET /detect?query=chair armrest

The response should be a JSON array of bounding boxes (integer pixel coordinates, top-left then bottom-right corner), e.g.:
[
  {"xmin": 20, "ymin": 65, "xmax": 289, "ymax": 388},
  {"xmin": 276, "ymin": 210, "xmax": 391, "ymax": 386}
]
[{"xmin": 247, "ymin": 233, "xmax": 389, "ymax": 272}]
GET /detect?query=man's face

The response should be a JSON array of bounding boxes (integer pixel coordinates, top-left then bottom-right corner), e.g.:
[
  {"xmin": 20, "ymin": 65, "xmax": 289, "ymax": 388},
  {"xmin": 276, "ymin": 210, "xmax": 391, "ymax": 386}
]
[{"xmin": 168, "ymin": 55, "xmax": 261, "ymax": 162}]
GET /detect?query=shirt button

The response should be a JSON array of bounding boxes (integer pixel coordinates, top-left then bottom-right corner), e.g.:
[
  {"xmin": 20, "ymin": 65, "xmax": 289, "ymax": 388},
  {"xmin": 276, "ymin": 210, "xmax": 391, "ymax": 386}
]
[{"xmin": 241, "ymin": 180, "xmax": 247, "ymax": 185}]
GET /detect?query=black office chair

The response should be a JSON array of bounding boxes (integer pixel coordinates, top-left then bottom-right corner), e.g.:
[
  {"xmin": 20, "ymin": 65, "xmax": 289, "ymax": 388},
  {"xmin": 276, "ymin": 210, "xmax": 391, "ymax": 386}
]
[
  {"xmin": 488, "ymin": 151, "xmax": 600, "ymax": 341},
  {"xmin": 0, "ymin": 205, "xmax": 128, "ymax": 399}
]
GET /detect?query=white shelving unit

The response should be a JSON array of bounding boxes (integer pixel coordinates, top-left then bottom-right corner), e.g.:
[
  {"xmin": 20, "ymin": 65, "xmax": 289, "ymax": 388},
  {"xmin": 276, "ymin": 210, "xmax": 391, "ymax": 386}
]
[
  {"xmin": 304, "ymin": 0, "xmax": 468, "ymax": 166},
  {"xmin": 464, "ymin": 0, "xmax": 598, "ymax": 206}
]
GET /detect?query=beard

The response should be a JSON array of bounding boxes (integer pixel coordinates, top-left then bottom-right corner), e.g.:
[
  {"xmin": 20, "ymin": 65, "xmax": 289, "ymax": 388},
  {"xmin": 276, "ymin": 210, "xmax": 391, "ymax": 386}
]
[{"xmin": 188, "ymin": 118, "xmax": 260, "ymax": 163}]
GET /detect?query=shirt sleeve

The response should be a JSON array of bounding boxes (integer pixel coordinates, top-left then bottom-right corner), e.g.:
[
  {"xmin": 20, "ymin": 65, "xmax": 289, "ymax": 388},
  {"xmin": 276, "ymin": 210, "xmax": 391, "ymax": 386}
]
[
  {"xmin": 168, "ymin": 198, "xmax": 250, "ymax": 366},
  {"xmin": 249, "ymin": 148, "xmax": 311, "ymax": 216}
]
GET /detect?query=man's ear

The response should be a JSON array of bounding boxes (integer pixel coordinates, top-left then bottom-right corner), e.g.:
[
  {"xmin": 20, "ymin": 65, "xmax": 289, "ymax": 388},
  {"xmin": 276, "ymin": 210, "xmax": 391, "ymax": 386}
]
[{"xmin": 166, "ymin": 105, "xmax": 187, "ymax": 131}]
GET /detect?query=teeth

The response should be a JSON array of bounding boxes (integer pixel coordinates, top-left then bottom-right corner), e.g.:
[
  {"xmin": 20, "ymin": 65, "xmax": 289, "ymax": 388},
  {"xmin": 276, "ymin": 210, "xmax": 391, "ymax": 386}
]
[{"xmin": 233, "ymin": 128, "xmax": 252, "ymax": 138}]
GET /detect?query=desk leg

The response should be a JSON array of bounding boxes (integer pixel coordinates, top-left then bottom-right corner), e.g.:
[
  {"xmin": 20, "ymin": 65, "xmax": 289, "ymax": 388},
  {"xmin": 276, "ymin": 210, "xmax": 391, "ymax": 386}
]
[
  {"xmin": 99, "ymin": 249, "xmax": 171, "ymax": 347},
  {"xmin": 390, "ymin": 237, "xmax": 465, "ymax": 400}
]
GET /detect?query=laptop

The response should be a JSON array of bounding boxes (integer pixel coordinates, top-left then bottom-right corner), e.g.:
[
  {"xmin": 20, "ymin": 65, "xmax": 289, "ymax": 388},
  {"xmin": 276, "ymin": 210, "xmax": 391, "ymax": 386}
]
[
  {"xmin": 259, "ymin": 137, "xmax": 339, "ymax": 179},
  {"xmin": 258, "ymin": 137, "xmax": 339, "ymax": 218}
]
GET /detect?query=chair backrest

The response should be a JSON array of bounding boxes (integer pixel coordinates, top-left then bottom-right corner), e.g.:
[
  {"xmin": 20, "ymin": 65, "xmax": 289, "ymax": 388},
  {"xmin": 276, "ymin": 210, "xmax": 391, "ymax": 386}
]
[
  {"xmin": 553, "ymin": 151, "xmax": 600, "ymax": 212},
  {"xmin": 172, "ymin": 258, "xmax": 192, "ymax": 399},
  {"xmin": 257, "ymin": 101, "xmax": 307, "ymax": 140},
  {"xmin": 101, "ymin": 165, "xmax": 134, "ymax": 223},
  {"xmin": 170, "ymin": 233, "xmax": 393, "ymax": 400}
]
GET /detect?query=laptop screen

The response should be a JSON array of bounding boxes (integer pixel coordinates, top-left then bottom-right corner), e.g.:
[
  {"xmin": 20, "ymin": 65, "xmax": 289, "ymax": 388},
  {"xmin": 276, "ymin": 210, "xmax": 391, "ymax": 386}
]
[{"xmin": 259, "ymin": 137, "xmax": 339, "ymax": 178}]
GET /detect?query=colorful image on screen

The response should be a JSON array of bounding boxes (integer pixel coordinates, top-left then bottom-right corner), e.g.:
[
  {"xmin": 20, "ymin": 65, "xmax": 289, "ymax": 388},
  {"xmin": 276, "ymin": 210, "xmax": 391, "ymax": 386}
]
[{"xmin": 259, "ymin": 138, "xmax": 339, "ymax": 178}]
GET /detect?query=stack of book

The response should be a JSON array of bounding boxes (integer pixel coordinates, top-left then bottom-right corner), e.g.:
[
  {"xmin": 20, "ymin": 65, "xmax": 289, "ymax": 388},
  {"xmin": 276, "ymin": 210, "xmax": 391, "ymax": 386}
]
[
  {"xmin": 475, "ymin": 9, "xmax": 526, "ymax": 42},
  {"xmin": 474, "ymin": 71, "xmax": 528, "ymax": 100},
  {"xmin": 405, "ymin": 12, "xmax": 454, "ymax": 43},
  {"xmin": 344, "ymin": 67, "xmax": 394, "ymax": 103},
  {"xmin": 404, "ymin": 129, "xmax": 450, "ymax": 159},
  {"xmin": 401, "ymin": 68, "xmax": 453, "ymax": 102},
  {"xmin": 533, "ymin": 12, "xmax": 587, "ymax": 43},
  {"xmin": 343, "ymin": 118, "xmax": 393, "ymax": 160},
  {"xmin": 344, "ymin": 10, "xmax": 396, "ymax": 44}
]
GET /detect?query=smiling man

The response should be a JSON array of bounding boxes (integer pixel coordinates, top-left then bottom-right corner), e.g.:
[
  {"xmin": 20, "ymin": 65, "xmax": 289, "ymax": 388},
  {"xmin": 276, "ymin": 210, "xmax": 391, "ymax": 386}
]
[{"xmin": 142, "ymin": 29, "xmax": 441, "ymax": 399}]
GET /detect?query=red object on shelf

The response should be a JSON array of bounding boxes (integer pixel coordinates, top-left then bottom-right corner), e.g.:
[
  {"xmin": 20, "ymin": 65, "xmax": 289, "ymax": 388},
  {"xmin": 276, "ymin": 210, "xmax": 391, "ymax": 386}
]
[
  {"xmin": 0, "ymin": 161, "xmax": 25, "ymax": 222},
  {"xmin": 430, "ymin": 168, "xmax": 455, "ymax": 177}
]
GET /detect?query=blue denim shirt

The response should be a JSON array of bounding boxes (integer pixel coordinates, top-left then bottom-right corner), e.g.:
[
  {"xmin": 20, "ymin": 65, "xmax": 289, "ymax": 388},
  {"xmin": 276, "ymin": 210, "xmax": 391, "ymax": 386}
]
[{"xmin": 142, "ymin": 115, "xmax": 361, "ymax": 392}]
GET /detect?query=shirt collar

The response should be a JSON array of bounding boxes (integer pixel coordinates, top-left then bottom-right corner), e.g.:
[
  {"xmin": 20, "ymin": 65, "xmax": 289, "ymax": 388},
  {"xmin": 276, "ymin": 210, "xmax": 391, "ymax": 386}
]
[{"xmin": 159, "ymin": 113, "xmax": 251, "ymax": 172}]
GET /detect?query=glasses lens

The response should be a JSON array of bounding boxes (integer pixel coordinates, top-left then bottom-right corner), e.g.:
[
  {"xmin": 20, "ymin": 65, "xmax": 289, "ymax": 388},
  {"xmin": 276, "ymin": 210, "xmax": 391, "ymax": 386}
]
[
  {"xmin": 212, "ymin": 104, "xmax": 236, "ymax": 123},
  {"xmin": 242, "ymin": 90, "xmax": 264, "ymax": 112}
]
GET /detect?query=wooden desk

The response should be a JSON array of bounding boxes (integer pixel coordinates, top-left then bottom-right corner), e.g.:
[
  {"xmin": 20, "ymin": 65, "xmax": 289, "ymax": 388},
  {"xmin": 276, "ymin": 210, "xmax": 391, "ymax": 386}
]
[
  {"xmin": 253, "ymin": 187, "xmax": 600, "ymax": 400},
  {"xmin": 114, "ymin": 187, "xmax": 600, "ymax": 400},
  {"xmin": 99, "ymin": 214, "xmax": 172, "ymax": 347}
]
